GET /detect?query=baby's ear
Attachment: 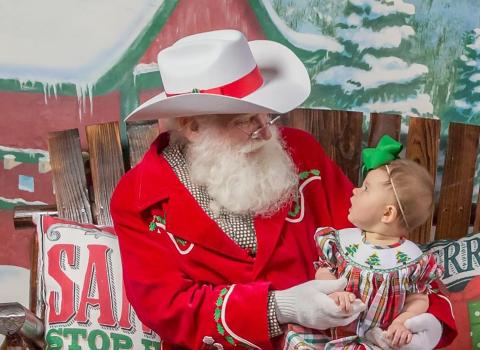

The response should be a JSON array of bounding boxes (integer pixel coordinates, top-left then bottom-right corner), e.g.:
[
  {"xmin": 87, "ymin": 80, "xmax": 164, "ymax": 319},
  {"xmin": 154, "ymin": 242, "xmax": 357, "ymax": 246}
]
[{"xmin": 381, "ymin": 205, "xmax": 399, "ymax": 224}]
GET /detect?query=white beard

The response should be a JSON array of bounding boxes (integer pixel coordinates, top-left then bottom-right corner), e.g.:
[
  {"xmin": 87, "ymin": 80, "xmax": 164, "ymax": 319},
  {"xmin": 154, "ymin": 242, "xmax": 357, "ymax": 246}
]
[{"xmin": 186, "ymin": 126, "xmax": 298, "ymax": 216}]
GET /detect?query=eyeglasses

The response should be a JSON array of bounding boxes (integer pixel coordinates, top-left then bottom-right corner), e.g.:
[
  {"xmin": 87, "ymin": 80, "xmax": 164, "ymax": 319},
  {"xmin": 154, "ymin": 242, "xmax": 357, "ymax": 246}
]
[{"xmin": 234, "ymin": 115, "xmax": 282, "ymax": 140}]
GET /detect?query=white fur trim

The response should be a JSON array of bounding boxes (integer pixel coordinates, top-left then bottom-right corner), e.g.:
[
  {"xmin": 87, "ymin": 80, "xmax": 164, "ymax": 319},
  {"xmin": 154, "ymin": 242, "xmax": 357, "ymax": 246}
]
[
  {"xmin": 286, "ymin": 176, "xmax": 322, "ymax": 223},
  {"xmin": 155, "ymin": 222, "xmax": 194, "ymax": 255},
  {"xmin": 436, "ymin": 293, "xmax": 455, "ymax": 320}
]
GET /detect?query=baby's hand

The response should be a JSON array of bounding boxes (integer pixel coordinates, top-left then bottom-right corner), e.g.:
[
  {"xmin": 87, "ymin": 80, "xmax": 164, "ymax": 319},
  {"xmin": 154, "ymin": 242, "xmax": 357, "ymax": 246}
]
[
  {"xmin": 329, "ymin": 291, "xmax": 355, "ymax": 313},
  {"xmin": 386, "ymin": 322, "xmax": 412, "ymax": 347},
  {"xmin": 315, "ymin": 267, "xmax": 336, "ymax": 280}
]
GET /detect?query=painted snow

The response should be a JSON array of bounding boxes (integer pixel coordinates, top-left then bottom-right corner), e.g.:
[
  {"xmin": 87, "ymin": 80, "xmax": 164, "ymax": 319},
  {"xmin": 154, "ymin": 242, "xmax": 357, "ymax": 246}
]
[
  {"xmin": 360, "ymin": 94, "xmax": 433, "ymax": 116},
  {"xmin": 261, "ymin": 0, "xmax": 343, "ymax": 52},
  {"xmin": 337, "ymin": 25, "xmax": 414, "ymax": 51},
  {"xmin": 0, "ymin": 0, "xmax": 164, "ymax": 104},
  {"xmin": 349, "ymin": 0, "xmax": 415, "ymax": 18},
  {"xmin": 315, "ymin": 55, "xmax": 428, "ymax": 93}
]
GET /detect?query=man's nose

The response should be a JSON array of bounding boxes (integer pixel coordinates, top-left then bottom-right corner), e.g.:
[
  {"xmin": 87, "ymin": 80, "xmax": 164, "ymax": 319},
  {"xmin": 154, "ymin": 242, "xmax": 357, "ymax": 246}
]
[{"xmin": 254, "ymin": 116, "xmax": 272, "ymax": 140}]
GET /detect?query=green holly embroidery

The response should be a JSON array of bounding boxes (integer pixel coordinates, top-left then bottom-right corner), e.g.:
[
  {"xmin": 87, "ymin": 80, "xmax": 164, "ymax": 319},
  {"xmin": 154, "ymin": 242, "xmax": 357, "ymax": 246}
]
[
  {"xmin": 214, "ymin": 308, "xmax": 221, "ymax": 322},
  {"xmin": 345, "ymin": 244, "xmax": 359, "ymax": 257},
  {"xmin": 217, "ymin": 323, "xmax": 225, "ymax": 335},
  {"xmin": 396, "ymin": 251, "xmax": 410, "ymax": 265},
  {"xmin": 298, "ymin": 169, "xmax": 321, "ymax": 180},
  {"xmin": 175, "ymin": 237, "xmax": 187, "ymax": 246},
  {"xmin": 148, "ymin": 221, "xmax": 156, "ymax": 232},
  {"xmin": 288, "ymin": 202, "xmax": 300, "ymax": 217},
  {"xmin": 288, "ymin": 169, "xmax": 321, "ymax": 218},
  {"xmin": 149, "ymin": 215, "xmax": 166, "ymax": 232},
  {"xmin": 214, "ymin": 288, "xmax": 236, "ymax": 344},
  {"xmin": 365, "ymin": 252, "xmax": 381, "ymax": 267},
  {"xmin": 191, "ymin": 88, "xmax": 200, "ymax": 93}
]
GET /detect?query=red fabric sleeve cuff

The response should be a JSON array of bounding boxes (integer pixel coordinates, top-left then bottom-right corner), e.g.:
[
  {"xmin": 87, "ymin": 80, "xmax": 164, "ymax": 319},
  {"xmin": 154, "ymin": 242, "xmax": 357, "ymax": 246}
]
[
  {"xmin": 427, "ymin": 290, "xmax": 458, "ymax": 348},
  {"xmin": 221, "ymin": 282, "xmax": 272, "ymax": 350}
]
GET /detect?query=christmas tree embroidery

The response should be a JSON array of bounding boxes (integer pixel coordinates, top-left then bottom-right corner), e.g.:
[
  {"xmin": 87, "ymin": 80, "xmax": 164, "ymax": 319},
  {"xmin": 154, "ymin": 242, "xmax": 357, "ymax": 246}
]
[
  {"xmin": 345, "ymin": 243, "xmax": 359, "ymax": 257},
  {"xmin": 396, "ymin": 251, "xmax": 410, "ymax": 265},
  {"xmin": 365, "ymin": 252, "xmax": 380, "ymax": 268}
]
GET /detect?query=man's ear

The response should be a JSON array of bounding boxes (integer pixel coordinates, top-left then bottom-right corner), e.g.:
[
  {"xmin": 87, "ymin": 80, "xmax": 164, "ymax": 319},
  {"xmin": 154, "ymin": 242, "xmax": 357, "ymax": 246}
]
[
  {"xmin": 177, "ymin": 117, "xmax": 200, "ymax": 142},
  {"xmin": 381, "ymin": 205, "xmax": 399, "ymax": 224}
]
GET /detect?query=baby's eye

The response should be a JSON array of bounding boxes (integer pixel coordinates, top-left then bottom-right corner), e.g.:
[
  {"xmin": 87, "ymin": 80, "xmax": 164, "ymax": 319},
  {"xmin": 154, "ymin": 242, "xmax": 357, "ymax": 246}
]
[{"xmin": 363, "ymin": 185, "xmax": 368, "ymax": 191}]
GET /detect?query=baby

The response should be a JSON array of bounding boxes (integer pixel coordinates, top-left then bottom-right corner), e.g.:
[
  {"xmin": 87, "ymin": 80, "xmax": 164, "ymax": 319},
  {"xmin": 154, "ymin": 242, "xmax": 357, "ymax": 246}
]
[{"xmin": 284, "ymin": 135, "xmax": 443, "ymax": 350}]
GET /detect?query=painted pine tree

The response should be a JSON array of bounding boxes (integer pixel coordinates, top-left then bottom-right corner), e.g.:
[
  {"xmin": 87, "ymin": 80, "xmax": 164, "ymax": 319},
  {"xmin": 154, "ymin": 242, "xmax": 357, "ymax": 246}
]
[
  {"xmin": 365, "ymin": 252, "xmax": 381, "ymax": 267},
  {"xmin": 310, "ymin": 0, "xmax": 433, "ymax": 117},
  {"xmin": 444, "ymin": 28, "xmax": 480, "ymax": 126},
  {"xmin": 442, "ymin": 28, "xmax": 480, "ymax": 196},
  {"xmin": 396, "ymin": 250, "xmax": 410, "ymax": 265}
]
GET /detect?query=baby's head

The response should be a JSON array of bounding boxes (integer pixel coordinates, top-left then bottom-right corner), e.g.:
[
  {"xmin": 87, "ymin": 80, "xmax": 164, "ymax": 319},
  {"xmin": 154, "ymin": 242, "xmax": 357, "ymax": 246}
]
[{"xmin": 348, "ymin": 159, "xmax": 434, "ymax": 235}]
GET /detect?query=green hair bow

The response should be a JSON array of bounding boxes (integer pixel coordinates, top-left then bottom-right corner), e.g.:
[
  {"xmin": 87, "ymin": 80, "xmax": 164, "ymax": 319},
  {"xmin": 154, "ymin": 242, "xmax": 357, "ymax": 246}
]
[{"xmin": 362, "ymin": 135, "xmax": 403, "ymax": 174}]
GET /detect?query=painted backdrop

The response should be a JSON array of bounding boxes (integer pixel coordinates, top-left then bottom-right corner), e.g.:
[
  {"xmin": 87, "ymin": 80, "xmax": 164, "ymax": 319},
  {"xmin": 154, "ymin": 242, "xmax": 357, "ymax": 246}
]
[{"xmin": 0, "ymin": 0, "xmax": 479, "ymax": 347}]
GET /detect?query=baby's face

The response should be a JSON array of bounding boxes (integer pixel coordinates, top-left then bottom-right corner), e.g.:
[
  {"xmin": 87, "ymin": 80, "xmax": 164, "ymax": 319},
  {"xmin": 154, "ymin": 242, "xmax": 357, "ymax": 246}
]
[{"xmin": 348, "ymin": 168, "xmax": 395, "ymax": 231}]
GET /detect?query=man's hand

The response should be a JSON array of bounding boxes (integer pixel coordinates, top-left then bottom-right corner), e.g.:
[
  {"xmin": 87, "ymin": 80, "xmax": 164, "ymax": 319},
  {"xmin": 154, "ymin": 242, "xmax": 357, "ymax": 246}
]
[
  {"xmin": 274, "ymin": 278, "xmax": 366, "ymax": 330},
  {"xmin": 365, "ymin": 313, "xmax": 442, "ymax": 350}
]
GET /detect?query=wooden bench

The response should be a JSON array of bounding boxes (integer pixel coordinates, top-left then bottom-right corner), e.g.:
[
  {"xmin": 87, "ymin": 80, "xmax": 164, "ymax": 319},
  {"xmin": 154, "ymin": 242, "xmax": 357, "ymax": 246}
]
[{"xmin": 3, "ymin": 108, "xmax": 480, "ymax": 349}]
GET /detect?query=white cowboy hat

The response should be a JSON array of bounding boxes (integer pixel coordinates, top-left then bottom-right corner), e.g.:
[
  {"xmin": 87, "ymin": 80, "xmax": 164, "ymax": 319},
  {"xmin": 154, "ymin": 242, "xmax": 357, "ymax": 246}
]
[{"xmin": 125, "ymin": 29, "xmax": 311, "ymax": 121}]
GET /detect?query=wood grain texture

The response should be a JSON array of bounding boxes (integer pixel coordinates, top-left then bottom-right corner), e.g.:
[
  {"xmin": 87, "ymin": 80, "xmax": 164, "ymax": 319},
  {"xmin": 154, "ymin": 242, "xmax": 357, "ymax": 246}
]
[
  {"xmin": 126, "ymin": 120, "xmax": 159, "ymax": 168},
  {"xmin": 13, "ymin": 204, "xmax": 57, "ymax": 229},
  {"xmin": 48, "ymin": 129, "xmax": 92, "ymax": 223},
  {"xmin": 368, "ymin": 113, "xmax": 401, "ymax": 146},
  {"xmin": 286, "ymin": 108, "xmax": 363, "ymax": 186},
  {"xmin": 86, "ymin": 122, "xmax": 125, "ymax": 226},
  {"xmin": 29, "ymin": 233, "xmax": 38, "ymax": 315},
  {"xmin": 436, "ymin": 122, "xmax": 480, "ymax": 239},
  {"xmin": 405, "ymin": 117, "xmax": 440, "ymax": 244},
  {"xmin": 474, "ymin": 191, "xmax": 480, "ymax": 233}
]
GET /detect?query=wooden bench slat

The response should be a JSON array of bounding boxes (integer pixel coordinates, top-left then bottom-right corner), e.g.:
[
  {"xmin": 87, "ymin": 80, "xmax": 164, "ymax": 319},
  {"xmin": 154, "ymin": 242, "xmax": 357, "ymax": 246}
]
[
  {"xmin": 405, "ymin": 117, "xmax": 440, "ymax": 244},
  {"xmin": 86, "ymin": 122, "xmax": 125, "ymax": 226},
  {"xmin": 436, "ymin": 122, "xmax": 480, "ymax": 240},
  {"xmin": 368, "ymin": 113, "xmax": 401, "ymax": 146},
  {"xmin": 286, "ymin": 109, "xmax": 363, "ymax": 185},
  {"xmin": 475, "ymin": 190, "xmax": 480, "ymax": 233},
  {"xmin": 126, "ymin": 120, "xmax": 160, "ymax": 168},
  {"xmin": 48, "ymin": 129, "xmax": 93, "ymax": 223},
  {"xmin": 29, "ymin": 233, "xmax": 38, "ymax": 315}
]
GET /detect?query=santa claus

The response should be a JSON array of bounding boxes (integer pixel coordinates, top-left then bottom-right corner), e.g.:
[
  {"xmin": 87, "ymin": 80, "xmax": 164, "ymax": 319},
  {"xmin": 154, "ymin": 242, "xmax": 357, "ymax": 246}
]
[{"xmin": 111, "ymin": 29, "xmax": 456, "ymax": 350}]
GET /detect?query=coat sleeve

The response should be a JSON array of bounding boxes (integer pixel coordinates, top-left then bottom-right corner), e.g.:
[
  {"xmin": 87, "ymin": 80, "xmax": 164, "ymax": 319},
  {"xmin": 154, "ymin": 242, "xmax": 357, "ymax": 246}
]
[
  {"xmin": 110, "ymin": 182, "xmax": 272, "ymax": 350},
  {"xmin": 427, "ymin": 281, "xmax": 458, "ymax": 348}
]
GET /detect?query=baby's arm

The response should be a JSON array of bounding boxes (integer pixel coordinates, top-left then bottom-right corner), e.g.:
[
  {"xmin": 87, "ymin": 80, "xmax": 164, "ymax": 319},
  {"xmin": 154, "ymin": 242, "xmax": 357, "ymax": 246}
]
[
  {"xmin": 386, "ymin": 293, "xmax": 429, "ymax": 346},
  {"xmin": 315, "ymin": 267, "xmax": 337, "ymax": 280},
  {"xmin": 315, "ymin": 268, "xmax": 355, "ymax": 313}
]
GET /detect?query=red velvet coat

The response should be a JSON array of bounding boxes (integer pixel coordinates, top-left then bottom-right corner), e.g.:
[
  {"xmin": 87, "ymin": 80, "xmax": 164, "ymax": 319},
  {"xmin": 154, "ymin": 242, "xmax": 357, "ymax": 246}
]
[{"xmin": 110, "ymin": 127, "xmax": 456, "ymax": 350}]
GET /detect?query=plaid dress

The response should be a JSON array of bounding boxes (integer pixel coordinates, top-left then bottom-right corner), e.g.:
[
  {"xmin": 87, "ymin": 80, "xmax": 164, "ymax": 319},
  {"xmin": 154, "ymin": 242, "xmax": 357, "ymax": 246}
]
[{"xmin": 283, "ymin": 227, "xmax": 443, "ymax": 350}]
